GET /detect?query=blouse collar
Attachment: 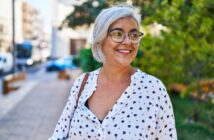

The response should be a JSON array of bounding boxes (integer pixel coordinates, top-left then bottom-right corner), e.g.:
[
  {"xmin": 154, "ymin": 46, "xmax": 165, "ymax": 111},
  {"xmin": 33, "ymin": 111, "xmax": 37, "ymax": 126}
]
[{"xmin": 81, "ymin": 67, "xmax": 142, "ymax": 102}]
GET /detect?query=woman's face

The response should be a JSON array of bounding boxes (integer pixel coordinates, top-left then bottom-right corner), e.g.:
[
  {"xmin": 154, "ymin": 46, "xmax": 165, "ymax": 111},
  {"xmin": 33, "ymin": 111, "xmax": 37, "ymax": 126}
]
[{"xmin": 101, "ymin": 17, "xmax": 140, "ymax": 67}]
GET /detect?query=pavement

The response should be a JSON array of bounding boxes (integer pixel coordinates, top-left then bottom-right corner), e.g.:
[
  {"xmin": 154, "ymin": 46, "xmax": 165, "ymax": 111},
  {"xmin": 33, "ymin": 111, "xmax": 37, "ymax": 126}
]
[{"xmin": 0, "ymin": 69, "xmax": 82, "ymax": 140}]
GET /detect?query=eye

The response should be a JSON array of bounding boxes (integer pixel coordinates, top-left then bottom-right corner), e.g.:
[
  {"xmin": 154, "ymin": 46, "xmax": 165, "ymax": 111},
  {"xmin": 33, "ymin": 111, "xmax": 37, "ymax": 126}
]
[
  {"xmin": 129, "ymin": 32, "xmax": 140, "ymax": 40},
  {"xmin": 111, "ymin": 31, "xmax": 123, "ymax": 39}
]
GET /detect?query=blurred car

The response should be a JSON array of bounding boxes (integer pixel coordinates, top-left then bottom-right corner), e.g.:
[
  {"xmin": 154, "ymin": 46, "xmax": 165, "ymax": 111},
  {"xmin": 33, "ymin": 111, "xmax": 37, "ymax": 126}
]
[
  {"xmin": 0, "ymin": 53, "xmax": 13, "ymax": 74},
  {"xmin": 46, "ymin": 56, "xmax": 77, "ymax": 72}
]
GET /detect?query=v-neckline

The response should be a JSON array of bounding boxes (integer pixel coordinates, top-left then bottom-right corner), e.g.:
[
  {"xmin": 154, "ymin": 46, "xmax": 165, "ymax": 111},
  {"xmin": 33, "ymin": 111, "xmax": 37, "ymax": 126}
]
[{"xmin": 83, "ymin": 68, "xmax": 139, "ymax": 124}]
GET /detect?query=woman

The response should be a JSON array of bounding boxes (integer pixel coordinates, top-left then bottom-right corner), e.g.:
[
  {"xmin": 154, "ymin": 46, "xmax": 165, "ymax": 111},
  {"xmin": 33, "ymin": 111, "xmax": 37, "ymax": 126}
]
[{"xmin": 49, "ymin": 5, "xmax": 177, "ymax": 140}]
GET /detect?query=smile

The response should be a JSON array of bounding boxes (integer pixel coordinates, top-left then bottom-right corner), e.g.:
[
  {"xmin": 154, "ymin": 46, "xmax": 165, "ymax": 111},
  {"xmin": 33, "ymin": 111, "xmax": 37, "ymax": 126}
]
[{"xmin": 116, "ymin": 49, "xmax": 132, "ymax": 55}]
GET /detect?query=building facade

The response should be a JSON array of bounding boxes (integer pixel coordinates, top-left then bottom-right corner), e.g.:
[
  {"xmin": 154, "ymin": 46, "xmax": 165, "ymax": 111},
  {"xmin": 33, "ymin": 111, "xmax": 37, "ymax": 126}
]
[
  {"xmin": 0, "ymin": 0, "xmax": 12, "ymax": 53},
  {"xmin": 51, "ymin": 0, "xmax": 88, "ymax": 58}
]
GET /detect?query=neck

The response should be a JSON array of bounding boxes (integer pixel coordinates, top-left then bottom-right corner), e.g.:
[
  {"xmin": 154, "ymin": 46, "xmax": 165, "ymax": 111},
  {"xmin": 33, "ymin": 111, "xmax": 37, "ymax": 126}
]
[{"xmin": 99, "ymin": 65, "xmax": 135, "ymax": 82}]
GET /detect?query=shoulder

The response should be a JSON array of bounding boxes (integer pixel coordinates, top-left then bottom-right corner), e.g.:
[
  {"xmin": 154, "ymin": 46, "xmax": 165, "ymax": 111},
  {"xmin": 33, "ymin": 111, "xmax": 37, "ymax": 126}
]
[
  {"xmin": 135, "ymin": 70, "xmax": 166, "ymax": 88},
  {"xmin": 73, "ymin": 68, "xmax": 100, "ymax": 85},
  {"xmin": 72, "ymin": 73, "xmax": 87, "ymax": 86},
  {"xmin": 135, "ymin": 70, "xmax": 168, "ymax": 97}
]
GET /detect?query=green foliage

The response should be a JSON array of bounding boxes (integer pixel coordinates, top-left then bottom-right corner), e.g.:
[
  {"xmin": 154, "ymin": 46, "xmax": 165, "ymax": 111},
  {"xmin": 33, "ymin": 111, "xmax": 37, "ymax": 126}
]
[
  {"xmin": 79, "ymin": 48, "xmax": 102, "ymax": 72},
  {"xmin": 62, "ymin": 0, "xmax": 108, "ymax": 28},
  {"xmin": 73, "ymin": 56, "xmax": 80, "ymax": 66},
  {"xmin": 136, "ymin": 0, "xmax": 214, "ymax": 86},
  {"xmin": 171, "ymin": 95, "xmax": 214, "ymax": 140}
]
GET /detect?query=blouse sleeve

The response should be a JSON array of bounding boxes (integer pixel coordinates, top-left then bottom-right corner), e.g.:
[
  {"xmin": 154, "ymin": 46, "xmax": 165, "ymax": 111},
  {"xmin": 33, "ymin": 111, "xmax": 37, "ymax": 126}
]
[
  {"xmin": 156, "ymin": 81, "xmax": 177, "ymax": 140},
  {"xmin": 48, "ymin": 73, "xmax": 87, "ymax": 140}
]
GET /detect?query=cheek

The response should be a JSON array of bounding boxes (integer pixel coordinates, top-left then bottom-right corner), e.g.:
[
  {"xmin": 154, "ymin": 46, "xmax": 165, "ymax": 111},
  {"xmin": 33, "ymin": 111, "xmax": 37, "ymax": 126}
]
[
  {"xmin": 101, "ymin": 38, "xmax": 118, "ymax": 54},
  {"xmin": 133, "ymin": 44, "xmax": 139, "ymax": 52},
  {"xmin": 132, "ymin": 45, "xmax": 139, "ymax": 57},
  {"xmin": 100, "ymin": 39, "xmax": 108, "ymax": 55},
  {"xmin": 136, "ymin": 43, "xmax": 140, "ymax": 48},
  {"xmin": 134, "ymin": 43, "xmax": 140, "ymax": 48}
]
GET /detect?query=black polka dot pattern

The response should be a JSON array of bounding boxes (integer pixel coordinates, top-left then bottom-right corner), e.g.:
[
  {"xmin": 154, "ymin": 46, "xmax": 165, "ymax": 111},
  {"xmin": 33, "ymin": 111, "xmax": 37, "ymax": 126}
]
[{"xmin": 48, "ymin": 68, "xmax": 177, "ymax": 140}]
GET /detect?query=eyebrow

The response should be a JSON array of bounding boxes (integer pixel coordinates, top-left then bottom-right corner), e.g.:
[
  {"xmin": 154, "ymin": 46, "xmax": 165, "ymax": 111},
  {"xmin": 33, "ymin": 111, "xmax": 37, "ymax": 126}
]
[{"xmin": 108, "ymin": 28, "xmax": 138, "ymax": 32}]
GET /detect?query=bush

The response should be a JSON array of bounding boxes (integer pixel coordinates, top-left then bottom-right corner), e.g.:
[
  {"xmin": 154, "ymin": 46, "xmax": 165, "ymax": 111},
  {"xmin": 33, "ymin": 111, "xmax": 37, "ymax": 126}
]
[
  {"xmin": 171, "ymin": 95, "xmax": 214, "ymax": 140},
  {"xmin": 79, "ymin": 48, "xmax": 102, "ymax": 72}
]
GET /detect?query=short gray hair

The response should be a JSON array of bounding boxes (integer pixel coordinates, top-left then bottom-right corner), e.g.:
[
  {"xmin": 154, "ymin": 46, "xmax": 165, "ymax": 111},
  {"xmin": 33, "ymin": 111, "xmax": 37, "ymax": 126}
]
[{"xmin": 92, "ymin": 5, "xmax": 141, "ymax": 63}]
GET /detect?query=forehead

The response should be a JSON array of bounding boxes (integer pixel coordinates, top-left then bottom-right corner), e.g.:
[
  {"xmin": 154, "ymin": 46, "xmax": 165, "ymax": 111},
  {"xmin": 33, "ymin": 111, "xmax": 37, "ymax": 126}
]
[{"xmin": 109, "ymin": 17, "xmax": 139, "ymax": 31}]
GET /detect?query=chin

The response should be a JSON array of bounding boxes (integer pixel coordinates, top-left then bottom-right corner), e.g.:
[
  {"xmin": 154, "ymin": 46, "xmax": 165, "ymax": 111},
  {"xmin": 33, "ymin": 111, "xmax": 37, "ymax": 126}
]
[{"xmin": 115, "ymin": 58, "xmax": 133, "ymax": 67}]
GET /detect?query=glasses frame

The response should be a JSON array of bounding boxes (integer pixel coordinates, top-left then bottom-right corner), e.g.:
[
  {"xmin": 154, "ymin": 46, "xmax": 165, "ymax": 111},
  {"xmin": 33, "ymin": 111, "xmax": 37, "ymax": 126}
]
[{"xmin": 108, "ymin": 28, "xmax": 144, "ymax": 44}]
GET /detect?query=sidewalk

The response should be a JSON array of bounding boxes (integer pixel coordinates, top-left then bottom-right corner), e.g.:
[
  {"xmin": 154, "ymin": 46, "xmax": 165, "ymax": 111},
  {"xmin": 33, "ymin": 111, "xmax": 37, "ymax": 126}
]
[
  {"xmin": 0, "ymin": 80, "xmax": 38, "ymax": 119},
  {"xmin": 0, "ymin": 69, "xmax": 82, "ymax": 140}
]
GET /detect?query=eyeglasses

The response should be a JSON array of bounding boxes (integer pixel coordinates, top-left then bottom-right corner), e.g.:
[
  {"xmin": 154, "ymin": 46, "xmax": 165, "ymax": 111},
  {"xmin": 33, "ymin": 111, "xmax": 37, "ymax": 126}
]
[{"xmin": 108, "ymin": 28, "xmax": 144, "ymax": 44}]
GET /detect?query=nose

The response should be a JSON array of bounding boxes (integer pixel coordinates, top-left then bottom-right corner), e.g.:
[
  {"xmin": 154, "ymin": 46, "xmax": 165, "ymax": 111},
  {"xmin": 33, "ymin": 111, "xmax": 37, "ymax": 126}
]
[{"xmin": 121, "ymin": 34, "xmax": 132, "ymax": 45}]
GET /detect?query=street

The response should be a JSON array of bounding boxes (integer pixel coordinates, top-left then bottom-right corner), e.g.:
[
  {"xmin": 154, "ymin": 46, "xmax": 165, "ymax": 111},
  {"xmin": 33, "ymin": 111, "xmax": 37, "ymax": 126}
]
[{"xmin": 0, "ymin": 63, "xmax": 82, "ymax": 140}]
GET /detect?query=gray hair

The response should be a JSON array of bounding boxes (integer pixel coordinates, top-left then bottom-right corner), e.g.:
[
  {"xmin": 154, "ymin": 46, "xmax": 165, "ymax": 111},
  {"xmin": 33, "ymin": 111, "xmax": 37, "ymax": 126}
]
[{"xmin": 92, "ymin": 5, "xmax": 141, "ymax": 63}]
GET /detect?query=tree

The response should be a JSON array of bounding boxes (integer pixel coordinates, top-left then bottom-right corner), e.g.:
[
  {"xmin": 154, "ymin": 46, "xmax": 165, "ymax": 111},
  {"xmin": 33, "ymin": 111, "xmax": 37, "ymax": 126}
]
[
  {"xmin": 134, "ymin": 0, "xmax": 214, "ymax": 86},
  {"xmin": 61, "ymin": 0, "xmax": 155, "ymax": 28},
  {"xmin": 61, "ymin": 0, "xmax": 108, "ymax": 28}
]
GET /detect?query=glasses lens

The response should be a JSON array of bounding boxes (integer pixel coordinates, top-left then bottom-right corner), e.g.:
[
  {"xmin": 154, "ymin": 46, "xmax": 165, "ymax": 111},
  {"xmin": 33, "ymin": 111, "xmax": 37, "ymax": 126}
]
[
  {"xmin": 129, "ymin": 31, "xmax": 143, "ymax": 44},
  {"xmin": 110, "ymin": 30, "xmax": 124, "ymax": 43}
]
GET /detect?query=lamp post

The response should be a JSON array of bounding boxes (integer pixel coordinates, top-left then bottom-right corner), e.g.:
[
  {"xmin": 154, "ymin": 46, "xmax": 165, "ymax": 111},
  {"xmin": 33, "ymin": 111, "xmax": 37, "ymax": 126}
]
[{"xmin": 12, "ymin": 0, "xmax": 16, "ymax": 74}]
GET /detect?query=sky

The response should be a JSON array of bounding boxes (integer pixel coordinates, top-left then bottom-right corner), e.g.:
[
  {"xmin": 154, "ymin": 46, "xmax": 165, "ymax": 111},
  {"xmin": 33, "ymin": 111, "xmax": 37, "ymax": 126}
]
[{"xmin": 26, "ymin": 0, "xmax": 52, "ymax": 33}]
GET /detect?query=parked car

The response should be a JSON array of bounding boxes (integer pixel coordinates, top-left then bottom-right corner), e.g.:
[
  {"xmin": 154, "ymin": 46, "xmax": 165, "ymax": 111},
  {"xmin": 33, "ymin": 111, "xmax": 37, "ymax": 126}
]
[
  {"xmin": 46, "ymin": 56, "xmax": 77, "ymax": 72},
  {"xmin": 0, "ymin": 53, "xmax": 13, "ymax": 74}
]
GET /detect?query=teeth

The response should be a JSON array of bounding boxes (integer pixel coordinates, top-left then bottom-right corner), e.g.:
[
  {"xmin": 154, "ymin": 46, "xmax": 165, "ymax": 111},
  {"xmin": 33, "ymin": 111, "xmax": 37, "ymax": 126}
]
[{"xmin": 117, "ymin": 49, "xmax": 131, "ymax": 53}]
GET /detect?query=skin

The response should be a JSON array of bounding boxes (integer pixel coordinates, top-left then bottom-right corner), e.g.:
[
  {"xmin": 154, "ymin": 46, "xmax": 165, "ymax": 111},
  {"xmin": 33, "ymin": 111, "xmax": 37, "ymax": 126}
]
[{"xmin": 88, "ymin": 17, "xmax": 140, "ymax": 120}]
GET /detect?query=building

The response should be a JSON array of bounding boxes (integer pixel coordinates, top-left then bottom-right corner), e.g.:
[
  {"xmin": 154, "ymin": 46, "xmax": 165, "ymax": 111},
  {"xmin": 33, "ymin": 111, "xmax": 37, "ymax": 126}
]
[
  {"xmin": 0, "ymin": 0, "xmax": 12, "ymax": 53},
  {"xmin": 21, "ymin": 1, "xmax": 46, "ymax": 42},
  {"xmin": 51, "ymin": 0, "xmax": 88, "ymax": 59}
]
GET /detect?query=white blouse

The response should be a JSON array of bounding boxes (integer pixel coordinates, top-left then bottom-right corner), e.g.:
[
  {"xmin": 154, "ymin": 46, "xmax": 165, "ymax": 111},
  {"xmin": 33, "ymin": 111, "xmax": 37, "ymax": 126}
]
[{"xmin": 49, "ymin": 68, "xmax": 177, "ymax": 140}]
